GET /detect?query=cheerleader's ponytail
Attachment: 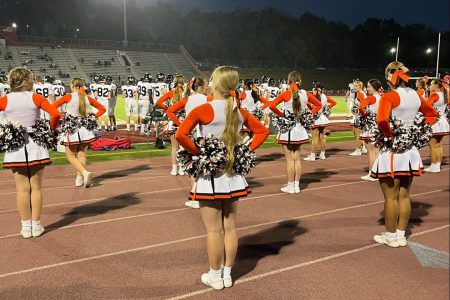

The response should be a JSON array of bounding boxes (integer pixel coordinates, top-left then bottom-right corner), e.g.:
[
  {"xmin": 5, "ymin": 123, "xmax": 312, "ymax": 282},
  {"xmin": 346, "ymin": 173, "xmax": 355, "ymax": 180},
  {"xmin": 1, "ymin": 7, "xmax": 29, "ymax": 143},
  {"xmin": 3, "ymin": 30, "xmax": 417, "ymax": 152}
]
[{"xmin": 71, "ymin": 78, "xmax": 87, "ymax": 117}]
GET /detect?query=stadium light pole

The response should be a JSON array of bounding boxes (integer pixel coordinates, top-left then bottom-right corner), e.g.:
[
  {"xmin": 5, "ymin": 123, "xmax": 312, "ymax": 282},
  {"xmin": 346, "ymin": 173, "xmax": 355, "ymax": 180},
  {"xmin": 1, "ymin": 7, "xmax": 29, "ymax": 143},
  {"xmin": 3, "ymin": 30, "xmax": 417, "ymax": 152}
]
[
  {"xmin": 395, "ymin": 37, "xmax": 399, "ymax": 61},
  {"xmin": 435, "ymin": 32, "xmax": 441, "ymax": 78},
  {"xmin": 123, "ymin": 0, "xmax": 128, "ymax": 47}
]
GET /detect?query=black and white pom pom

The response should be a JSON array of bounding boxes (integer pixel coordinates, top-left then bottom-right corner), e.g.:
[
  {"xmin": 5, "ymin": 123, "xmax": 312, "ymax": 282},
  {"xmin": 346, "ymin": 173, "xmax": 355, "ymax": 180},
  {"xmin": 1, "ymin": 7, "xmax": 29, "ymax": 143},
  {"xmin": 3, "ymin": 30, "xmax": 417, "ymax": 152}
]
[
  {"xmin": 369, "ymin": 126, "xmax": 391, "ymax": 151},
  {"xmin": 82, "ymin": 113, "xmax": 98, "ymax": 131},
  {"xmin": 28, "ymin": 119, "xmax": 58, "ymax": 149},
  {"xmin": 411, "ymin": 112, "xmax": 433, "ymax": 149},
  {"xmin": 177, "ymin": 136, "xmax": 227, "ymax": 178},
  {"xmin": 272, "ymin": 110, "xmax": 296, "ymax": 133},
  {"xmin": 351, "ymin": 104, "xmax": 359, "ymax": 115},
  {"xmin": 233, "ymin": 143, "xmax": 256, "ymax": 175},
  {"xmin": 444, "ymin": 105, "xmax": 450, "ymax": 123},
  {"xmin": 251, "ymin": 107, "xmax": 264, "ymax": 121},
  {"xmin": 356, "ymin": 109, "xmax": 377, "ymax": 132},
  {"xmin": 175, "ymin": 109, "xmax": 186, "ymax": 122},
  {"xmin": 60, "ymin": 113, "xmax": 82, "ymax": 133},
  {"xmin": 322, "ymin": 105, "xmax": 331, "ymax": 118},
  {"xmin": 299, "ymin": 109, "xmax": 315, "ymax": 130},
  {"xmin": 390, "ymin": 118, "xmax": 412, "ymax": 153},
  {"xmin": 0, "ymin": 121, "xmax": 26, "ymax": 152}
]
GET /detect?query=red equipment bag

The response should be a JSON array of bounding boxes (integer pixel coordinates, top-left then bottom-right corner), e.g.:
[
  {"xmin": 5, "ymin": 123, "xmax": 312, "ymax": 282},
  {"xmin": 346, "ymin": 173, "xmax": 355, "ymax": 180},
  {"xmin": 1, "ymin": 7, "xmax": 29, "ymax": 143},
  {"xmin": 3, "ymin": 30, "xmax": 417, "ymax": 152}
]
[{"xmin": 90, "ymin": 137, "xmax": 131, "ymax": 151}]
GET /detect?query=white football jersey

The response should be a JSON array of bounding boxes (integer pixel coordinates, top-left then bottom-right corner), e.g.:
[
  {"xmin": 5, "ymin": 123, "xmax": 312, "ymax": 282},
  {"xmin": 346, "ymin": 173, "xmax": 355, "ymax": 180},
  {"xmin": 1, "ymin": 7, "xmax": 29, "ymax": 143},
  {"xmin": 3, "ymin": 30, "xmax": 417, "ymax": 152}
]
[
  {"xmin": 152, "ymin": 82, "xmax": 168, "ymax": 101},
  {"xmin": 279, "ymin": 83, "xmax": 289, "ymax": 91},
  {"xmin": 110, "ymin": 83, "xmax": 117, "ymax": 97},
  {"xmin": 121, "ymin": 85, "xmax": 138, "ymax": 100},
  {"xmin": 259, "ymin": 83, "xmax": 269, "ymax": 94},
  {"xmin": 137, "ymin": 81, "xmax": 153, "ymax": 101},
  {"xmin": 52, "ymin": 84, "xmax": 66, "ymax": 98},
  {"xmin": 348, "ymin": 83, "xmax": 356, "ymax": 99},
  {"xmin": 34, "ymin": 83, "xmax": 52, "ymax": 99},
  {"xmin": 96, "ymin": 84, "xmax": 112, "ymax": 101},
  {"xmin": 89, "ymin": 83, "xmax": 98, "ymax": 96},
  {"xmin": 266, "ymin": 86, "xmax": 280, "ymax": 101},
  {"xmin": 0, "ymin": 83, "xmax": 10, "ymax": 96}
]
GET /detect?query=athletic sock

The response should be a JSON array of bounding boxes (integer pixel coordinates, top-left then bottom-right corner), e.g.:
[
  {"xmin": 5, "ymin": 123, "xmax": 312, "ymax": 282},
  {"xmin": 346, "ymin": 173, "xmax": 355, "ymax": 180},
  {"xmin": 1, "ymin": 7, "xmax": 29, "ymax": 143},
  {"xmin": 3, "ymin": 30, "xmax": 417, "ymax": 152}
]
[
  {"xmin": 172, "ymin": 165, "xmax": 178, "ymax": 172},
  {"xmin": 320, "ymin": 151, "xmax": 325, "ymax": 155},
  {"xmin": 223, "ymin": 266, "xmax": 232, "ymax": 276},
  {"xmin": 135, "ymin": 124, "xmax": 138, "ymax": 131},
  {"xmin": 396, "ymin": 229, "xmax": 405, "ymax": 238},
  {"xmin": 127, "ymin": 124, "xmax": 130, "ymax": 130},
  {"xmin": 21, "ymin": 220, "xmax": 31, "ymax": 229},
  {"xmin": 436, "ymin": 162, "xmax": 441, "ymax": 168},
  {"xmin": 209, "ymin": 268, "xmax": 222, "ymax": 280},
  {"xmin": 31, "ymin": 220, "xmax": 42, "ymax": 228},
  {"xmin": 386, "ymin": 231, "xmax": 396, "ymax": 239},
  {"xmin": 288, "ymin": 182, "xmax": 294, "ymax": 189}
]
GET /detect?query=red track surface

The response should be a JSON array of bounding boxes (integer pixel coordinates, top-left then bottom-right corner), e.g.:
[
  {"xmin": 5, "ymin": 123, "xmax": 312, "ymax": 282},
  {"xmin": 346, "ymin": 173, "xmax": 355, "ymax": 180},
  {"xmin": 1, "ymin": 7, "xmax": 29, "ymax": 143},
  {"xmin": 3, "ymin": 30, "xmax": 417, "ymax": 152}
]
[{"xmin": 0, "ymin": 140, "xmax": 448, "ymax": 299}]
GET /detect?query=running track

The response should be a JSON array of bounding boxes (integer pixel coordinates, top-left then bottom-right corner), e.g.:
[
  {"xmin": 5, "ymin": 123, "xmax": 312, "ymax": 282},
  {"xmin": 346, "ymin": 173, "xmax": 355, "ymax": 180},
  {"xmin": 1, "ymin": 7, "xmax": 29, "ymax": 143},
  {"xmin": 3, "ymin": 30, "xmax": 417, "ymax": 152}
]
[{"xmin": 0, "ymin": 140, "xmax": 448, "ymax": 299}]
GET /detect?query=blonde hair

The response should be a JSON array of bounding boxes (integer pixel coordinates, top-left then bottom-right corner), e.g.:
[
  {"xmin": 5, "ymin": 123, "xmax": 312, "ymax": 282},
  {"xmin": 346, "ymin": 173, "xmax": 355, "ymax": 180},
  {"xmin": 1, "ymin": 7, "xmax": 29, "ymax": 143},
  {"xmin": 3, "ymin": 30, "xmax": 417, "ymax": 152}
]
[
  {"xmin": 353, "ymin": 80, "xmax": 364, "ymax": 90},
  {"xmin": 8, "ymin": 67, "xmax": 33, "ymax": 92},
  {"xmin": 287, "ymin": 71, "xmax": 302, "ymax": 117},
  {"xmin": 71, "ymin": 78, "xmax": 87, "ymax": 116},
  {"xmin": 211, "ymin": 66, "xmax": 240, "ymax": 176},
  {"xmin": 173, "ymin": 75, "xmax": 185, "ymax": 104},
  {"xmin": 385, "ymin": 61, "xmax": 408, "ymax": 89}
]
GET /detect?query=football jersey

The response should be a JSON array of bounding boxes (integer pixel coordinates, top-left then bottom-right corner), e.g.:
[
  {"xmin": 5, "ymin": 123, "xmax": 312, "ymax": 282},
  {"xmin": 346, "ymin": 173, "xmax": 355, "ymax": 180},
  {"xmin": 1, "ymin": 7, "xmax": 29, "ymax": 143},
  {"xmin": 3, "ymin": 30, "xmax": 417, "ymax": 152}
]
[
  {"xmin": 279, "ymin": 83, "xmax": 289, "ymax": 91},
  {"xmin": 259, "ymin": 83, "xmax": 269, "ymax": 94},
  {"xmin": 348, "ymin": 83, "xmax": 356, "ymax": 99},
  {"xmin": 52, "ymin": 84, "xmax": 66, "ymax": 98},
  {"xmin": 89, "ymin": 83, "xmax": 98, "ymax": 96},
  {"xmin": 0, "ymin": 83, "xmax": 11, "ymax": 96},
  {"xmin": 110, "ymin": 83, "xmax": 117, "ymax": 98},
  {"xmin": 266, "ymin": 86, "xmax": 280, "ymax": 101},
  {"xmin": 96, "ymin": 84, "xmax": 112, "ymax": 101},
  {"xmin": 137, "ymin": 81, "xmax": 153, "ymax": 101},
  {"xmin": 121, "ymin": 85, "xmax": 138, "ymax": 100},
  {"xmin": 152, "ymin": 82, "xmax": 168, "ymax": 101},
  {"xmin": 34, "ymin": 83, "xmax": 52, "ymax": 99}
]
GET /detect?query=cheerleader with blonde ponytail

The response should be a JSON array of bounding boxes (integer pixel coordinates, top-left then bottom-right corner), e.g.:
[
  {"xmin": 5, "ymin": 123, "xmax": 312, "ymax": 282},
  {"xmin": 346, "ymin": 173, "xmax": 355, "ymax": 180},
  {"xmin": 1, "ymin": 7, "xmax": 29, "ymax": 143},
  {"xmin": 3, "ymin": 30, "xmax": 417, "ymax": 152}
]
[
  {"xmin": 176, "ymin": 66, "xmax": 269, "ymax": 290},
  {"xmin": 53, "ymin": 78, "xmax": 106, "ymax": 187}
]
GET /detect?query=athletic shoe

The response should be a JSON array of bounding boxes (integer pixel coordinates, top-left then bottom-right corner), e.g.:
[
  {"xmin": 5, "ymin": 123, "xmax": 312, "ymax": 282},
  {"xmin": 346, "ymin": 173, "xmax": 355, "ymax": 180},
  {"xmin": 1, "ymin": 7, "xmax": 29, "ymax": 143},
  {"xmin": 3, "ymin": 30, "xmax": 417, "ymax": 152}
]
[
  {"xmin": 185, "ymin": 200, "xmax": 200, "ymax": 209},
  {"xmin": 20, "ymin": 228, "xmax": 32, "ymax": 239},
  {"xmin": 32, "ymin": 226, "xmax": 45, "ymax": 238},
  {"xmin": 424, "ymin": 167, "xmax": 440, "ymax": 173},
  {"xmin": 83, "ymin": 170, "xmax": 93, "ymax": 188},
  {"xmin": 223, "ymin": 274, "xmax": 233, "ymax": 288},
  {"xmin": 75, "ymin": 176, "xmax": 84, "ymax": 187},
  {"xmin": 348, "ymin": 149, "xmax": 362, "ymax": 156},
  {"xmin": 361, "ymin": 147, "xmax": 368, "ymax": 154},
  {"xmin": 294, "ymin": 186, "xmax": 301, "ymax": 193},
  {"xmin": 396, "ymin": 237, "xmax": 407, "ymax": 247},
  {"xmin": 281, "ymin": 185, "xmax": 296, "ymax": 194},
  {"xmin": 304, "ymin": 154, "xmax": 315, "ymax": 161},
  {"xmin": 361, "ymin": 174, "xmax": 378, "ymax": 182},
  {"xmin": 201, "ymin": 273, "xmax": 224, "ymax": 290},
  {"xmin": 170, "ymin": 169, "xmax": 178, "ymax": 176},
  {"xmin": 373, "ymin": 232, "xmax": 400, "ymax": 248},
  {"xmin": 178, "ymin": 169, "xmax": 185, "ymax": 176},
  {"xmin": 319, "ymin": 153, "xmax": 326, "ymax": 160}
]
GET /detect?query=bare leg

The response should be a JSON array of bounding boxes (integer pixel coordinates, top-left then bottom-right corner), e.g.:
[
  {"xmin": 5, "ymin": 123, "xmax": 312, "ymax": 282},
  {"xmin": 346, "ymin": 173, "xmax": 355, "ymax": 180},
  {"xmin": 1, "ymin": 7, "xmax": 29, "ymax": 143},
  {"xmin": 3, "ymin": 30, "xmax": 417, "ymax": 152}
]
[
  {"xmin": 319, "ymin": 127, "xmax": 326, "ymax": 152},
  {"xmin": 291, "ymin": 145, "xmax": 302, "ymax": 182},
  {"xmin": 397, "ymin": 177, "xmax": 413, "ymax": 231},
  {"xmin": 310, "ymin": 128, "xmax": 318, "ymax": 155},
  {"xmin": 65, "ymin": 145, "xmax": 87, "ymax": 174},
  {"xmin": 379, "ymin": 177, "xmax": 400, "ymax": 233},
  {"xmin": 222, "ymin": 200, "xmax": 239, "ymax": 268},
  {"xmin": 282, "ymin": 145, "xmax": 295, "ymax": 182},
  {"xmin": 199, "ymin": 201, "xmax": 224, "ymax": 270}
]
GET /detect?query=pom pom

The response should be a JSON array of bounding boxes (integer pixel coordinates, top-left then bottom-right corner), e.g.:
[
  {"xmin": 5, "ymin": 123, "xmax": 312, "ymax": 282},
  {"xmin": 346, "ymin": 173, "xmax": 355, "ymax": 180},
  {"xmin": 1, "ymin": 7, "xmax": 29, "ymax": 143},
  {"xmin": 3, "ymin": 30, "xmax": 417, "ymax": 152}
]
[
  {"xmin": 177, "ymin": 136, "xmax": 227, "ymax": 178},
  {"xmin": 60, "ymin": 114, "xmax": 82, "ymax": 133},
  {"xmin": 0, "ymin": 120, "xmax": 26, "ymax": 152},
  {"xmin": 28, "ymin": 119, "xmax": 58, "ymax": 149},
  {"xmin": 250, "ymin": 107, "xmax": 264, "ymax": 121},
  {"xmin": 322, "ymin": 104, "xmax": 331, "ymax": 118},
  {"xmin": 355, "ymin": 109, "xmax": 377, "ymax": 132},
  {"xmin": 271, "ymin": 110, "xmax": 296, "ymax": 133},
  {"xmin": 232, "ymin": 143, "xmax": 256, "ymax": 175},
  {"xmin": 411, "ymin": 112, "xmax": 433, "ymax": 149},
  {"xmin": 445, "ymin": 105, "xmax": 450, "ymax": 124},
  {"xmin": 82, "ymin": 113, "xmax": 98, "ymax": 131},
  {"xmin": 175, "ymin": 109, "xmax": 186, "ymax": 122},
  {"xmin": 298, "ymin": 109, "xmax": 315, "ymax": 130}
]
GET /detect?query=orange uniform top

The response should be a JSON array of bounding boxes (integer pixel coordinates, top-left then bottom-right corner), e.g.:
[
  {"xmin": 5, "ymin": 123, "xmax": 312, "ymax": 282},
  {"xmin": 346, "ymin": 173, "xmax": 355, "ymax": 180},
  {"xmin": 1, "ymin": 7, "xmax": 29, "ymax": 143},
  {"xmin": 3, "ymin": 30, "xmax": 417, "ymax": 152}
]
[
  {"xmin": 426, "ymin": 92, "xmax": 440, "ymax": 106},
  {"xmin": 239, "ymin": 91, "xmax": 271, "ymax": 110},
  {"xmin": 155, "ymin": 90, "xmax": 175, "ymax": 111},
  {"xmin": 269, "ymin": 91, "xmax": 322, "ymax": 116},
  {"xmin": 53, "ymin": 94, "xmax": 106, "ymax": 118},
  {"xmin": 377, "ymin": 91, "xmax": 438, "ymax": 137},
  {"xmin": 0, "ymin": 93, "xmax": 61, "ymax": 129},
  {"xmin": 417, "ymin": 89, "xmax": 426, "ymax": 97},
  {"xmin": 166, "ymin": 97, "xmax": 188, "ymax": 126},
  {"xmin": 175, "ymin": 103, "xmax": 269, "ymax": 155},
  {"xmin": 358, "ymin": 96, "xmax": 376, "ymax": 116}
]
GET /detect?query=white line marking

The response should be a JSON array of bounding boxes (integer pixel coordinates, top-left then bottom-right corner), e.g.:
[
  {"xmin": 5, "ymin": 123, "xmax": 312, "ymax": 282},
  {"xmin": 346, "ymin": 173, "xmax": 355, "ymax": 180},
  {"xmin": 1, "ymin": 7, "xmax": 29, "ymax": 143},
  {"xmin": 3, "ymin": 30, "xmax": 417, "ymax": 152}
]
[
  {"xmin": 168, "ymin": 224, "xmax": 450, "ymax": 300},
  {"xmin": 0, "ymin": 189, "xmax": 446, "ymax": 278}
]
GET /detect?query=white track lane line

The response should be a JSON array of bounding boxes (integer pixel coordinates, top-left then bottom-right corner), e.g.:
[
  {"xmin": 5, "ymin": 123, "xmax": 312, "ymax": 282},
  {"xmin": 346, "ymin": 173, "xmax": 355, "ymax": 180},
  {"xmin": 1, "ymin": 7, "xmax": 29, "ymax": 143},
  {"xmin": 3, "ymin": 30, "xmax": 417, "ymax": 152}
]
[
  {"xmin": 0, "ymin": 189, "xmax": 446, "ymax": 277},
  {"xmin": 0, "ymin": 163, "xmax": 369, "ymax": 212},
  {"xmin": 168, "ymin": 224, "xmax": 450, "ymax": 300}
]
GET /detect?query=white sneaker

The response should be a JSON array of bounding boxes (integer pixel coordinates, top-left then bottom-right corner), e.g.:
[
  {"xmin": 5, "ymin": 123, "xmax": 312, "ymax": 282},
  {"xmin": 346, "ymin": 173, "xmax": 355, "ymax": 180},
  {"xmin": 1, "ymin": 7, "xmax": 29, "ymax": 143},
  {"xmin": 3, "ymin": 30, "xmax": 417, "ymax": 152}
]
[
  {"xmin": 83, "ymin": 170, "xmax": 93, "ymax": 188},
  {"xmin": 304, "ymin": 154, "xmax": 315, "ymax": 161},
  {"xmin": 170, "ymin": 169, "xmax": 178, "ymax": 176},
  {"xmin": 424, "ymin": 167, "xmax": 440, "ymax": 173},
  {"xmin": 319, "ymin": 153, "xmax": 326, "ymax": 160},
  {"xmin": 281, "ymin": 185, "xmax": 296, "ymax": 194},
  {"xmin": 178, "ymin": 169, "xmax": 185, "ymax": 176},
  {"xmin": 348, "ymin": 149, "xmax": 362, "ymax": 156},
  {"xmin": 396, "ymin": 237, "xmax": 407, "ymax": 247},
  {"xmin": 32, "ymin": 226, "xmax": 45, "ymax": 238},
  {"xmin": 223, "ymin": 274, "xmax": 233, "ymax": 288},
  {"xmin": 75, "ymin": 176, "xmax": 84, "ymax": 187},
  {"xmin": 373, "ymin": 232, "xmax": 400, "ymax": 248},
  {"xmin": 361, "ymin": 147, "xmax": 368, "ymax": 154},
  {"xmin": 20, "ymin": 228, "xmax": 32, "ymax": 239},
  {"xmin": 294, "ymin": 186, "xmax": 301, "ymax": 193},
  {"xmin": 185, "ymin": 200, "xmax": 200, "ymax": 209},
  {"xmin": 361, "ymin": 174, "xmax": 378, "ymax": 182},
  {"xmin": 201, "ymin": 273, "xmax": 224, "ymax": 290}
]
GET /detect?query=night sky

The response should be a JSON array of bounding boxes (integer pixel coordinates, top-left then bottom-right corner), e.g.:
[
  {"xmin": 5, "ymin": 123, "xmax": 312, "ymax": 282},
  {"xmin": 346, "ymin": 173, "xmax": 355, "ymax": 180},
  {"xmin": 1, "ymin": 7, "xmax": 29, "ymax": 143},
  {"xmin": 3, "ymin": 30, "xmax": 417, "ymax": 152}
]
[{"xmin": 132, "ymin": 0, "xmax": 449, "ymax": 31}]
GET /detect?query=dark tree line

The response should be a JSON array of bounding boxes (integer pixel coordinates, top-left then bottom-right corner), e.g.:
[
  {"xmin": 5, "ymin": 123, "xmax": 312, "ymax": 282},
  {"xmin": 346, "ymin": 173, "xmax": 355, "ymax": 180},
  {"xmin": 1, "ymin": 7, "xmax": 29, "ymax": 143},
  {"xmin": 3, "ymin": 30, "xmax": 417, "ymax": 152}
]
[{"xmin": 1, "ymin": 0, "xmax": 448, "ymax": 69}]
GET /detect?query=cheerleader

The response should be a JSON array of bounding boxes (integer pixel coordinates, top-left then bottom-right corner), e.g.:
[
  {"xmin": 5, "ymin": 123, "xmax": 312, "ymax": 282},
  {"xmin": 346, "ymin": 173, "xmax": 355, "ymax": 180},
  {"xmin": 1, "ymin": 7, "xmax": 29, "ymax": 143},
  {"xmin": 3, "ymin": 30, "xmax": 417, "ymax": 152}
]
[
  {"xmin": 415, "ymin": 77, "xmax": 428, "ymax": 98},
  {"xmin": 53, "ymin": 78, "xmax": 106, "ymax": 187},
  {"xmin": 425, "ymin": 79, "xmax": 450, "ymax": 173},
  {"xmin": 0, "ymin": 68, "xmax": 62, "ymax": 238},
  {"xmin": 156, "ymin": 74, "xmax": 186, "ymax": 176},
  {"xmin": 358, "ymin": 79, "xmax": 382, "ymax": 181},
  {"xmin": 176, "ymin": 66, "xmax": 269, "ymax": 290},
  {"xmin": 239, "ymin": 79, "xmax": 270, "ymax": 126},
  {"xmin": 348, "ymin": 81, "xmax": 368, "ymax": 156},
  {"xmin": 166, "ymin": 76, "xmax": 209, "ymax": 209},
  {"xmin": 269, "ymin": 71, "xmax": 322, "ymax": 194},
  {"xmin": 371, "ymin": 62, "xmax": 438, "ymax": 247},
  {"xmin": 304, "ymin": 83, "xmax": 336, "ymax": 161}
]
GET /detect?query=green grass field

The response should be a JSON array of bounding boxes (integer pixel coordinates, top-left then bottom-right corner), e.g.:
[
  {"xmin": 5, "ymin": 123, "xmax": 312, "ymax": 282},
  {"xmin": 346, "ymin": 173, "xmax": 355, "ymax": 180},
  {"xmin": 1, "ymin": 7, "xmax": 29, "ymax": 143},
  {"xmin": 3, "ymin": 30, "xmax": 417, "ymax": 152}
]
[{"xmin": 1, "ymin": 131, "xmax": 355, "ymax": 166}]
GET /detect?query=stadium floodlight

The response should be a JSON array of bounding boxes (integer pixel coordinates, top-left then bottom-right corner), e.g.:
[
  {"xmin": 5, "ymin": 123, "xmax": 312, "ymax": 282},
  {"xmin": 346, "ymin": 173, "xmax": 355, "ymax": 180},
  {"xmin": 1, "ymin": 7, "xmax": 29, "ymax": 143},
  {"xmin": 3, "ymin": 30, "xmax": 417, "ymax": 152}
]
[
  {"xmin": 426, "ymin": 48, "xmax": 432, "ymax": 54},
  {"xmin": 76, "ymin": 28, "xmax": 80, "ymax": 32},
  {"xmin": 12, "ymin": 22, "xmax": 17, "ymax": 28},
  {"xmin": 390, "ymin": 47, "xmax": 396, "ymax": 54}
]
